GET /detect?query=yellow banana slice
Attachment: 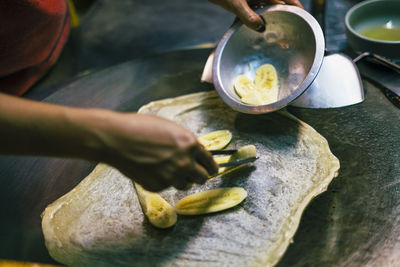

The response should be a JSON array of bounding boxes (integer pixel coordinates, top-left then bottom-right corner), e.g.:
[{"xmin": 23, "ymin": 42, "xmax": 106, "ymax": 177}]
[
  {"xmin": 213, "ymin": 144, "xmax": 257, "ymax": 174},
  {"xmin": 198, "ymin": 130, "xmax": 232, "ymax": 150},
  {"xmin": 234, "ymin": 75, "xmax": 257, "ymax": 98},
  {"xmin": 213, "ymin": 155, "xmax": 232, "ymax": 174},
  {"xmin": 134, "ymin": 183, "xmax": 177, "ymax": 229},
  {"xmin": 233, "ymin": 64, "xmax": 279, "ymax": 105},
  {"xmin": 241, "ymin": 90, "xmax": 265, "ymax": 105},
  {"xmin": 254, "ymin": 64, "xmax": 279, "ymax": 90},
  {"xmin": 175, "ymin": 187, "xmax": 247, "ymax": 215},
  {"xmin": 229, "ymin": 145, "xmax": 257, "ymax": 161},
  {"xmin": 213, "ymin": 155, "xmax": 231, "ymax": 165},
  {"xmin": 256, "ymin": 85, "xmax": 279, "ymax": 105}
]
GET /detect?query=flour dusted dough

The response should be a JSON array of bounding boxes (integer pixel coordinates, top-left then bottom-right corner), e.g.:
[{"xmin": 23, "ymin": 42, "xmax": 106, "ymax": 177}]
[{"xmin": 41, "ymin": 91, "xmax": 339, "ymax": 267}]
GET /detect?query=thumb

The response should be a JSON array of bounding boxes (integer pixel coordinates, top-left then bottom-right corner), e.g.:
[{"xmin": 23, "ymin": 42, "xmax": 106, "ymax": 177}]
[{"xmin": 233, "ymin": 0, "xmax": 266, "ymax": 32}]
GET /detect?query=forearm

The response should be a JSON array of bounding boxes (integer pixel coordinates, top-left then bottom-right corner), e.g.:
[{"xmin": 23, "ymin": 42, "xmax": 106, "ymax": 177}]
[
  {"xmin": 0, "ymin": 92, "xmax": 105, "ymax": 160},
  {"xmin": 0, "ymin": 93, "xmax": 218, "ymax": 191}
]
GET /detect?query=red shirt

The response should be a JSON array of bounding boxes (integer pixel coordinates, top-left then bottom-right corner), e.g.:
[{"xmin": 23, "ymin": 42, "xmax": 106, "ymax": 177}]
[{"xmin": 0, "ymin": 0, "xmax": 70, "ymax": 95}]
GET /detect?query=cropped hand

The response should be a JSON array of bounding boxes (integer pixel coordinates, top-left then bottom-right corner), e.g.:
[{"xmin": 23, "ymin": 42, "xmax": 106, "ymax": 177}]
[
  {"xmin": 91, "ymin": 112, "xmax": 219, "ymax": 192},
  {"xmin": 0, "ymin": 93, "xmax": 218, "ymax": 192},
  {"xmin": 209, "ymin": 0, "xmax": 303, "ymax": 32}
]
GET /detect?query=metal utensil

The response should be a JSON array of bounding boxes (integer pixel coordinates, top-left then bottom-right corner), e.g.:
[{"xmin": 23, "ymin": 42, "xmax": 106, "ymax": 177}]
[
  {"xmin": 354, "ymin": 52, "xmax": 400, "ymax": 74},
  {"xmin": 291, "ymin": 51, "xmax": 364, "ymax": 108},
  {"xmin": 291, "ymin": 0, "xmax": 365, "ymax": 108},
  {"xmin": 355, "ymin": 52, "xmax": 400, "ymax": 108},
  {"xmin": 202, "ymin": 3, "xmax": 364, "ymax": 111},
  {"xmin": 209, "ymin": 149, "xmax": 238, "ymax": 155},
  {"xmin": 209, "ymin": 149, "xmax": 259, "ymax": 167},
  {"xmin": 210, "ymin": 5, "xmax": 325, "ymax": 114},
  {"xmin": 201, "ymin": 45, "xmax": 365, "ymax": 110},
  {"xmin": 218, "ymin": 157, "xmax": 258, "ymax": 167}
]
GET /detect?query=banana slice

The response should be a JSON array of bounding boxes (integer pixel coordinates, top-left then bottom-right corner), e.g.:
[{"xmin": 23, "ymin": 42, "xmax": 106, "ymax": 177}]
[
  {"xmin": 234, "ymin": 75, "xmax": 257, "ymax": 98},
  {"xmin": 229, "ymin": 145, "xmax": 257, "ymax": 161},
  {"xmin": 213, "ymin": 155, "xmax": 232, "ymax": 174},
  {"xmin": 134, "ymin": 183, "xmax": 177, "ymax": 229},
  {"xmin": 175, "ymin": 187, "xmax": 247, "ymax": 215},
  {"xmin": 241, "ymin": 90, "xmax": 265, "ymax": 105},
  {"xmin": 198, "ymin": 130, "xmax": 232, "ymax": 150},
  {"xmin": 213, "ymin": 145, "xmax": 257, "ymax": 174},
  {"xmin": 254, "ymin": 64, "xmax": 279, "ymax": 90},
  {"xmin": 233, "ymin": 64, "xmax": 279, "ymax": 105},
  {"xmin": 256, "ymin": 85, "xmax": 279, "ymax": 105},
  {"xmin": 213, "ymin": 155, "xmax": 231, "ymax": 165}
]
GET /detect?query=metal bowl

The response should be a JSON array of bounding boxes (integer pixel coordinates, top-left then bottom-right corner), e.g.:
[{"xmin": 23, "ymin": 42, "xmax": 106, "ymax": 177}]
[
  {"xmin": 212, "ymin": 5, "xmax": 325, "ymax": 114},
  {"xmin": 345, "ymin": 0, "xmax": 400, "ymax": 59}
]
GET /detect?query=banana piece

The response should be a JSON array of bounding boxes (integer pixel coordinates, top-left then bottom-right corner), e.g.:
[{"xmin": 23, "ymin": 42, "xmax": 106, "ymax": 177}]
[
  {"xmin": 213, "ymin": 145, "xmax": 257, "ymax": 174},
  {"xmin": 198, "ymin": 130, "xmax": 232, "ymax": 150},
  {"xmin": 134, "ymin": 183, "xmax": 177, "ymax": 229},
  {"xmin": 213, "ymin": 155, "xmax": 231, "ymax": 174},
  {"xmin": 254, "ymin": 64, "xmax": 279, "ymax": 104},
  {"xmin": 213, "ymin": 155, "xmax": 231, "ymax": 165},
  {"xmin": 175, "ymin": 187, "xmax": 247, "ymax": 215},
  {"xmin": 234, "ymin": 75, "xmax": 257, "ymax": 98},
  {"xmin": 254, "ymin": 64, "xmax": 279, "ymax": 90},
  {"xmin": 241, "ymin": 90, "xmax": 265, "ymax": 105},
  {"xmin": 229, "ymin": 145, "xmax": 257, "ymax": 161},
  {"xmin": 259, "ymin": 84, "xmax": 279, "ymax": 104},
  {"xmin": 233, "ymin": 64, "xmax": 279, "ymax": 105}
]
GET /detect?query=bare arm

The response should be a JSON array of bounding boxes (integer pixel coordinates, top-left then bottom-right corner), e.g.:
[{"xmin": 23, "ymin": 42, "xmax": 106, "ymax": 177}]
[{"xmin": 0, "ymin": 93, "xmax": 218, "ymax": 191}]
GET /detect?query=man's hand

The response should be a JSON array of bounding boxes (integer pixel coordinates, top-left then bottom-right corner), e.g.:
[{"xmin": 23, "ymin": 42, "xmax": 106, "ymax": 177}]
[
  {"xmin": 209, "ymin": 0, "xmax": 303, "ymax": 32},
  {"xmin": 92, "ymin": 112, "xmax": 219, "ymax": 192},
  {"xmin": 0, "ymin": 93, "xmax": 218, "ymax": 192}
]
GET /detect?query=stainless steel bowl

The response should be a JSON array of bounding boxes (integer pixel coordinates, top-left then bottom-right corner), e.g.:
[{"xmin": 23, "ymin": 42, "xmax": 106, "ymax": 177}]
[{"xmin": 213, "ymin": 5, "xmax": 325, "ymax": 114}]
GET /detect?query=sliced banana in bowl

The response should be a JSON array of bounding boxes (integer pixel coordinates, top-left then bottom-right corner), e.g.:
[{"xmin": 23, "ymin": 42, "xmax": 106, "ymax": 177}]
[
  {"xmin": 234, "ymin": 75, "xmax": 257, "ymax": 98},
  {"xmin": 254, "ymin": 64, "xmax": 279, "ymax": 90},
  {"xmin": 234, "ymin": 64, "xmax": 280, "ymax": 106}
]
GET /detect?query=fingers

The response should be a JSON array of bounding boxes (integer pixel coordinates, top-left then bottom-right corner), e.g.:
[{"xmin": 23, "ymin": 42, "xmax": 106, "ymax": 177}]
[
  {"xmin": 268, "ymin": 0, "xmax": 286, "ymax": 4},
  {"xmin": 171, "ymin": 160, "xmax": 212, "ymax": 190},
  {"xmin": 249, "ymin": 0, "xmax": 303, "ymax": 8},
  {"xmin": 136, "ymin": 176, "xmax": 169, "ymax": 192},
  {"xmin": 282, "ymin": 0, "xmax": 304, "ymax": 9},
  {"xmin": 233, "ymin": 0, "xmax": 266, "ymax": 32},
  {"xmin": 187, "ymin": 162, "xmax": 211, "ymax": 184},
  {"xmin": 235, "ymin": 0, "xmax": 304, "ymax": 33},
  {"xmin": 126, "ymin": 142, "xmax": 218, "ymax": 192},
  {"xmin": 169, "ymin": 144, "xmax": 217, "ymax": 190},
  {"xmin": 171, "ymin": 178, "xmax": 190, "ymax": 191},
  {"xmin": 210, "ymin": 0, "xmax": 303, "ymax": 31},
  {"xmin": 134, "ymin": 160, "xmax": 211, "ymax": 192},
  {"xmin": 194, "ymin": 144, "xmax": 219, "ymax": 176}
]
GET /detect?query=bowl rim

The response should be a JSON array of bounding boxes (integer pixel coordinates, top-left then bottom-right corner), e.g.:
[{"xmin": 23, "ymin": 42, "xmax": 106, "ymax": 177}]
[
  {"xmin": 345, "ymin": 0, "xmax": 400, "ymax": 45},
  {"xmin": 212, "ymin": 5, "xmax": 325, "ymax": 114}
]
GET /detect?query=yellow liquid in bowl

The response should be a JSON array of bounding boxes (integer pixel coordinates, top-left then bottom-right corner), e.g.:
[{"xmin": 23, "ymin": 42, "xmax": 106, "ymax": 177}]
[{"xmin": 359, "ymin": 25, "xmax": 400, "ymax": 41}]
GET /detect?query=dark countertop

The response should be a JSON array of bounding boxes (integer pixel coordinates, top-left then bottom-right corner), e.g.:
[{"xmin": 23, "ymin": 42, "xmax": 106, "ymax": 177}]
[{"xmin": 1, "ymin": 0, "xmax": 400, "ymax": 266}]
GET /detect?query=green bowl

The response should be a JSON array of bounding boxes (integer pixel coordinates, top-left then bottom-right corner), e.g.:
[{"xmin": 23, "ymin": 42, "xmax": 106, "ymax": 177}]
[{"xmin": 345, "ymin": 0, "xmax": 400, "ymax": 59}]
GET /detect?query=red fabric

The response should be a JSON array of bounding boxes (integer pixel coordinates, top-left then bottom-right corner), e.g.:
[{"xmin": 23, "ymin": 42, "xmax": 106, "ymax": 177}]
[{"xmin": 0, "ymin": 0, "xmax": 70, "ymax": 95}]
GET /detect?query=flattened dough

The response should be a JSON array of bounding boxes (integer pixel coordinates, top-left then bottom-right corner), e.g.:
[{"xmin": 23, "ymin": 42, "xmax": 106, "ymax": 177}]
[{"xmin": 41, "ymin": 91, "xmax": 339, "ymax": 267}]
